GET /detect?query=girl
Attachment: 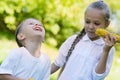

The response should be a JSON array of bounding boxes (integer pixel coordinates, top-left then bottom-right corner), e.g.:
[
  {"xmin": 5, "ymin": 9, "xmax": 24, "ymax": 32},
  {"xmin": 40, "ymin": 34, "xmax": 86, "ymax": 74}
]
[
  {"xmin": 0, "ymin": 18, "xmax": 51, "ymax": 80},
  {"xmin": 51, "ymin": 1, "xmax": 117, "ymax": 80}
]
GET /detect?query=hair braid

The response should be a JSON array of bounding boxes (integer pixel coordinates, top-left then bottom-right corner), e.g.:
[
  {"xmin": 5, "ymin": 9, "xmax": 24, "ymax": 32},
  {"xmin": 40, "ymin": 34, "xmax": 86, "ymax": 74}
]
[
  {"xmin": 66, "ymin": 28, "xmax": 86, "ymax": 61},
  {"xmin": 58, "ymin": 28, "xmax": 86, "ymax": 78}
]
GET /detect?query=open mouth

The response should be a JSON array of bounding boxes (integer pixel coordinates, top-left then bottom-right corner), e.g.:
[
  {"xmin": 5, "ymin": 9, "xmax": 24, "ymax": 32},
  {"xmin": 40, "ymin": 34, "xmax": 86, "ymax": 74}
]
[{"xmin": 33, "ymin": 26, "xmax": 42, "ymax": 32}]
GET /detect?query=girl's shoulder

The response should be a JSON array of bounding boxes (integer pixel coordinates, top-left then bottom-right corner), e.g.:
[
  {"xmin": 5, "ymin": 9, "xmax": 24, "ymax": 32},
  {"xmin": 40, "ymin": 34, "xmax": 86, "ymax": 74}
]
[
  {"xmin": 59, "ymin": 34, "xmax": 78, "ymax": 50},
  {"xmin": 66, "ymin": 34, "xmax": 78, "ymax": 42}
]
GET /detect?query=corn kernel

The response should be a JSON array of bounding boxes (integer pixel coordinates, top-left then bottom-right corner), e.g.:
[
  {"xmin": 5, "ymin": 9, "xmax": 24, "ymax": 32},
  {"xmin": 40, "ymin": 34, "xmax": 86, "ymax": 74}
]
[{"xmin": 95, "ymin": 28, "xmax": 120, "ymax": 43}]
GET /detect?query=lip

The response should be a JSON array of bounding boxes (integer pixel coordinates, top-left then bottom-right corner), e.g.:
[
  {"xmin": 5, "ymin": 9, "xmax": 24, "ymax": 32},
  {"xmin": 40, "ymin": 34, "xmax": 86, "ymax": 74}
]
[
  {"xmin": 33, "ymin": 26, "xmax": 42, "ymax": 32},
  {"xmin": 88, "ymin": 31, "xmax": 95, "ymax": 33}
]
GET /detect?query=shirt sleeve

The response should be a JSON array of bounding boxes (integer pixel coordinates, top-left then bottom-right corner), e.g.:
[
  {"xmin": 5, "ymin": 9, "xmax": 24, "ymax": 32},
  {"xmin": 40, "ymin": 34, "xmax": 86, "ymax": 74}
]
[
  {"xmin": 54, "ymin": 35, "xmax": 77, "ymax": 67},
  {"xmin": 92, "ymin": 47, "xmax": 115, "ymax": 80},
  {"xmin": 0, "ymin": 49, "xmax": 21, "ymax": 75}
]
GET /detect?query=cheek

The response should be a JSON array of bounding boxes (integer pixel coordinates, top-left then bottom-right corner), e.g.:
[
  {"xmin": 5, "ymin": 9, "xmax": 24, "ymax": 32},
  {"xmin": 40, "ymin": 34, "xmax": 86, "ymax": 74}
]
[
  {"xmin": 84, "ymin": 26, "xmax": 88, "ymax": 33},
  {"xmin": 43, "ymin": 31, "xmax": 45, "ymax": 37},
  {"xmin": 42, "ymin": 29, "xmax": 45, "ymax": 37},
  {"xmin": 84, "ymin": 22, "xmax": 89, "ymax": 28},
  {"xmin": 96, "ymin": 25, "xmax": 104, "ymax": 30}
]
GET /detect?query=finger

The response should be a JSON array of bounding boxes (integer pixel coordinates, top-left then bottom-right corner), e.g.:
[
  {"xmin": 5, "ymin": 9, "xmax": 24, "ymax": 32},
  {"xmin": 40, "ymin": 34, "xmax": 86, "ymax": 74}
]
[
  {"xmin": 109, "ymin": 33, "xmax": 117, "ymax": 43},
  {"xmin": 104, "ymin": 34, "xmax": 109, "ymax": 42},
  {"xmin": 109, "ymin": 33, "xmax": 114, "ymax": 42}
]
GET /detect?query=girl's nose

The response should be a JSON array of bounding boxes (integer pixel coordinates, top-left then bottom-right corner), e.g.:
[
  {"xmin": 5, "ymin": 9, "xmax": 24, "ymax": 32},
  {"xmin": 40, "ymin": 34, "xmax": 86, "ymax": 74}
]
[{"xmin": 89, "ymin": 23, "xmax": 94, "ymax": 29}]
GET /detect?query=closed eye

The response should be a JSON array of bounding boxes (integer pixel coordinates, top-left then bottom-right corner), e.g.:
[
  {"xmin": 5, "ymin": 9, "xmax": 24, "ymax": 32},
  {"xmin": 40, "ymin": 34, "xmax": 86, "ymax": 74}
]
[{"xmin": 29, "ymin": 22, "xmax": 34, "ymax": 25}]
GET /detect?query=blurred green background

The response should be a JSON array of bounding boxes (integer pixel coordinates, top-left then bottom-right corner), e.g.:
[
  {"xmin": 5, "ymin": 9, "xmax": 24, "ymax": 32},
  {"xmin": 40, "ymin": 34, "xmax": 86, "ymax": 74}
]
[{"xmin": 0, "ymin": 0, "xmax": 120, "ymax": 80}]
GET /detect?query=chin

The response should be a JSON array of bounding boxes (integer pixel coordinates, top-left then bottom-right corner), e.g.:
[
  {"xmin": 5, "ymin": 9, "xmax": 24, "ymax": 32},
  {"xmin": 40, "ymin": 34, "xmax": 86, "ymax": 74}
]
[
  {"xmin": 88, "ymin": 34, "xmax": 98, "ymax": 40},
  {"xmin": 89, "ymin": 36, "xmax": 99, "ymax": 40},
  {"xmin": 35, "ymin": 31, "xmax": 45, "ymax": 36}
]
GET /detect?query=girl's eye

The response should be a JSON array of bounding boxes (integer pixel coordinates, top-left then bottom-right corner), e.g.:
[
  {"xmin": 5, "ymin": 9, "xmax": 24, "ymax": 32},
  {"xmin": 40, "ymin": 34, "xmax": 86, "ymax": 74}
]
[
  {"xmin": 94, "ymin": 22, "xmax": 100, "ymax": 26},
  {"xmin": 85, "ymin": 20, "xmax": 90, "ymax": 24}
]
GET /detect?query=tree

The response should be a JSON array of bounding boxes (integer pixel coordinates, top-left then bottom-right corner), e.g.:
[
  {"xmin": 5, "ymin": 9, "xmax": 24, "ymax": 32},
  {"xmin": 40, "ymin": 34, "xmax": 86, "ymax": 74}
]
[{"xmin": 0, "ymin": 0, "xmax": 120, "ymax": 48}]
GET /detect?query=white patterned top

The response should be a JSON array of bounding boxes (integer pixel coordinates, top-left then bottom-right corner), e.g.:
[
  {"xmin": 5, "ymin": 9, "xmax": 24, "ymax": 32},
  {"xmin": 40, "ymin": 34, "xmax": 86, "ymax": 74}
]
[{"xmin": 54, "ymin": 34, "xmax": 115, "ymax": 80}]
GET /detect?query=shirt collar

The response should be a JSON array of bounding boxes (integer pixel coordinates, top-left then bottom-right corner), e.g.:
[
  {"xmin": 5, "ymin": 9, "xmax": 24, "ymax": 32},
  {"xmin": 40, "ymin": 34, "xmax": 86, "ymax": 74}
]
[
  {"xmin": 82, "ymin": 34, "xmax": 104, "ymax": 45},
  {"xmin": 20, "ymin": 47, "xmax": 42, "ymax": 61}
]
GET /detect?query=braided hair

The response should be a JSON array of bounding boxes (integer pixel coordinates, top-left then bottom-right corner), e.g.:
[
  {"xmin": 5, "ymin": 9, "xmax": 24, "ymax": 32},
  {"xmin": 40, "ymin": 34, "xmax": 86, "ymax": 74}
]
[
  {"xmin": 58, "ymin": 0, "xmax": 111, "ymax": 77},
  {"xmin": 66, "ymin": 28, "xmax": 86, "ymax": 61},
  {"xmin": 58, "ymin": 28, "xmax": 86, "ymax": 78},
  {"xmin": 67, "ymin": 0, "xmax": 111, "ymax": 62}
]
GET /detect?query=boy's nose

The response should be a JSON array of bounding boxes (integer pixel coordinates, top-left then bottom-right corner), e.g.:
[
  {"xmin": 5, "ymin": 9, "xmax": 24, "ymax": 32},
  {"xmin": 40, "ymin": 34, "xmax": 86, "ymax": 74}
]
[
  {"xmin": 35, "ymin": 24, "xmax": 40, "ymax": 27},
  {"xmin": 35, "ymin": 24, "xmax": 39, "ymax": 26}
]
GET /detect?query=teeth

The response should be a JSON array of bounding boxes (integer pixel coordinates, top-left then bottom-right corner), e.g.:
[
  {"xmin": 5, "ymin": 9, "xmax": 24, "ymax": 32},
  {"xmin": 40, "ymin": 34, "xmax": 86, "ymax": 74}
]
[
  {"xmin": 35, "ymin": 27, "xmax": 40, "ymax": 30},
  {"xmin": 34, "ymin": 27, "xmax": 42, "ymax": 31}
]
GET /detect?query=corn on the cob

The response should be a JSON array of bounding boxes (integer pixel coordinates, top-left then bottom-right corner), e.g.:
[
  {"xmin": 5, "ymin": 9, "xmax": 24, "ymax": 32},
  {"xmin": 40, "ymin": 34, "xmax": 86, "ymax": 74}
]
[{"xmin": 95, "ymin": 28, "xmax": 120, "ymax": 43}]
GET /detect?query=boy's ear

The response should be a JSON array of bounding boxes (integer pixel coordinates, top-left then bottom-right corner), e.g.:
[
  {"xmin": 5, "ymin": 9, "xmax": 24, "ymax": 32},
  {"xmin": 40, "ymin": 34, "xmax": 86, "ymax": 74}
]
[
  {"xmin": 17, "ymin": 33, "xmax": 25, "ymax": 40},
  {"xmin": 105, "ymin": 20, "xmax": 110, "ymax": 28}
]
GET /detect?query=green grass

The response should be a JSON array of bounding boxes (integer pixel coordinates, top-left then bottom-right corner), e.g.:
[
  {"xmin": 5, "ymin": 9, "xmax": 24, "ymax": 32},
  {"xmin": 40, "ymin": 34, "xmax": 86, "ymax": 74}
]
[{"xmin": 0, "ymin": 38, "xmax": 120, "ymax": 80}]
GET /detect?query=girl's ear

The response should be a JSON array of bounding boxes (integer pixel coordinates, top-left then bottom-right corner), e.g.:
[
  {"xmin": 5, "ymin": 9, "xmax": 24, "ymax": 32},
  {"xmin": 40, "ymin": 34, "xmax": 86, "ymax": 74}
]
[
  {"xmin": 105, "ymin": 20, "xmax": 110, "ymax": 28},
  {"xmin": 17, "ymin": 33, "xmax": 25, "ymax": 41}
]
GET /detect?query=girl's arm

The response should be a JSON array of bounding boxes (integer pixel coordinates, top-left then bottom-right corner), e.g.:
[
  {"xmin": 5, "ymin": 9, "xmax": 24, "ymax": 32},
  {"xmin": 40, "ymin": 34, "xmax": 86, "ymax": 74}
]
[
  {"xmin": 51, "ymin": 63, "xmax": 60, "ymax": 74},
  {"xmin": 95, "ymin": 46, "xmax": 111, "ymax": 74},
  {"xmin": 95, "ymin": 34, "xmax": 117, "ymax": 74},
  {"xmin": 0, "ymin": 74, "xmax": 24, "ymax": 80},
  {"xmin": 92, "ymin": 34, "xmax": 116, "ymax": 80}
]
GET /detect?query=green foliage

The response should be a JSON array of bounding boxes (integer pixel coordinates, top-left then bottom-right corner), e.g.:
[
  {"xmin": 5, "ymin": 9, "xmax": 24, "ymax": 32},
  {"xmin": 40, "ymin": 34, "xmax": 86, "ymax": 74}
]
[{"xmin": 0, "ymin": 0, "xmax": 120, "ymax": 47}]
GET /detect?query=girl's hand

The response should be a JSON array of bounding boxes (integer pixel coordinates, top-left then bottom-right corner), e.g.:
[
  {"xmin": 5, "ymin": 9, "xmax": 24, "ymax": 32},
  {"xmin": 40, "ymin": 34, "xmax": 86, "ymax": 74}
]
[{"xmin": 103, "ymin": 33, "xmax": 117, "ymax": 50}]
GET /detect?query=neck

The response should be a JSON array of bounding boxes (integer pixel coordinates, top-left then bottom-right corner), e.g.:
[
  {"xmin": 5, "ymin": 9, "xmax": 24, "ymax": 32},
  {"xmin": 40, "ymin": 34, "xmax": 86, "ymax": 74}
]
[
  {"xmin": 24, "ymin": 39, "xmax": 42, "ymax": 58},
  {"xmin": 89, "ymin": 36, "xmax": 100, "ymax": 41}
]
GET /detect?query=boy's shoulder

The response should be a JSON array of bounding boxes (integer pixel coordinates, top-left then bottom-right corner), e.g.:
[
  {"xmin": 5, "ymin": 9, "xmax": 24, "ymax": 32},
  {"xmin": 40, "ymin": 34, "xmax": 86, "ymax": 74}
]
[
  {"xmin": 41, "ymin": 52, "xmax": 50, "ymax": 60},
  {"xmin": 11, "ymin": 47, "xmax": 22, "ymax": 51},
  {"xmin": 40, "ymin": 52, "xmax": 51, "ymax": 64},
  {"xmin": 8, "ymin": 47, "xmax": 24, "ymax": 57}
]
